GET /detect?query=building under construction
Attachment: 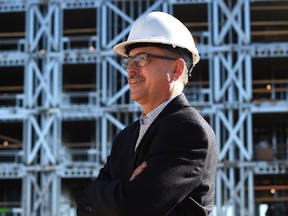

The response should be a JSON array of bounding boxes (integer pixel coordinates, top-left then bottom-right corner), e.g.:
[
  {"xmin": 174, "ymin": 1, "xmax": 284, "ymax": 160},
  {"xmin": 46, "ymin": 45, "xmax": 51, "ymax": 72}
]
[{"xmin": 0, "ymin": 0, "xmax": 288, "ymax": 215}]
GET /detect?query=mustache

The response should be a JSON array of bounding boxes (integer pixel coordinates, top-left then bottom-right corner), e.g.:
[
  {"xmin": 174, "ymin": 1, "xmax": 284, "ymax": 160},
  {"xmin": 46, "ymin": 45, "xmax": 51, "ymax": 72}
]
[{"xmin": 127, "ymin": 74, "xmax": 144, "ymax": 82}]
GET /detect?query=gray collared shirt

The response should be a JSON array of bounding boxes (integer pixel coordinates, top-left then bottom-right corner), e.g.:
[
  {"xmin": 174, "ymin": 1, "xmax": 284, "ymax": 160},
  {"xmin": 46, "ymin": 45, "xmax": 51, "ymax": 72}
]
[{"xmin": 135, "ymin": 97, "xmax": 175, "ymax": 150}]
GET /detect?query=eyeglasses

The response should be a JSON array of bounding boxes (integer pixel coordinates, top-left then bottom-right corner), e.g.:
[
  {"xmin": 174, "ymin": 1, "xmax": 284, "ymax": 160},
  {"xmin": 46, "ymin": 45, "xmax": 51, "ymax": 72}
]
[{"xmin": 121, "ymin": 52, "xmax": 177, "ymax": 70}]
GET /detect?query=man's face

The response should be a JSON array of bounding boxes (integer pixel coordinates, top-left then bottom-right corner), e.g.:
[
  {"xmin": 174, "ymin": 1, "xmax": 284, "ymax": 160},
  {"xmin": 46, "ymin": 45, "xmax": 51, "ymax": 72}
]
[{"xmin": 126, "ymin": 46, "xmax": 177, "ymax": 112}]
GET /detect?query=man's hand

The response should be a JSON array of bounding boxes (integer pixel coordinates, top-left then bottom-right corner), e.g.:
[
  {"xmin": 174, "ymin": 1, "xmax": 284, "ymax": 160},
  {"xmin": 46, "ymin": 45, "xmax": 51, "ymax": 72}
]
[{"xmin": 129, "ymin": 161, "xmax": 148, "ymax": 181}]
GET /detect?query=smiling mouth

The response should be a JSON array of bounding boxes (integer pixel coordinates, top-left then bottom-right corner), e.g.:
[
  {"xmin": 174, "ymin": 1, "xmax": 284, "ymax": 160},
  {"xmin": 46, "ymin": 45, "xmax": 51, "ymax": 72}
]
[{"xmin": 130, "ymin": 80, "xmax": 142, "ymax": 84}]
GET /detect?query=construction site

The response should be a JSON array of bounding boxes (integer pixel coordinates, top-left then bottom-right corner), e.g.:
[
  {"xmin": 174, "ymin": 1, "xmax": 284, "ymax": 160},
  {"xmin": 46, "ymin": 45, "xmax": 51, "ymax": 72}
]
[{"xmin": 0, "ymin": 0, "xmax": 288, "ymax": 215}]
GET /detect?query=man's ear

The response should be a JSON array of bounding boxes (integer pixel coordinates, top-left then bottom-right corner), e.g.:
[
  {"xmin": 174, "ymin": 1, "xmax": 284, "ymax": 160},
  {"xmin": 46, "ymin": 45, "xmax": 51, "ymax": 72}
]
[{"xmin": 171, "ymin": 58, "xmax": 185, "ymax": 81}]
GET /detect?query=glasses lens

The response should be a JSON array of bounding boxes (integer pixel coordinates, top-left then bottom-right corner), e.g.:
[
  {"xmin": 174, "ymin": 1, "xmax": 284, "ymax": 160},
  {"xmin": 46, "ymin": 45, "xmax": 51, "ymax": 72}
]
[
  {"xmin": 136, "ymin": 54, "xmax": 148, "ymax": 67},
  {"xmin": 121, "ymin": 57, "xmax": 131, "ymax": 70},
  {"xmin": 121, "ymin": 53, "xmax": 149, "ymax": 70}
]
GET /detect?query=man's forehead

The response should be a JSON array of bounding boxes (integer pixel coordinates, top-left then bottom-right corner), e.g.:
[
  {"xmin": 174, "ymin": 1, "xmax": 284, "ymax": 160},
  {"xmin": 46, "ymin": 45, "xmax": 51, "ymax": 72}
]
[{"xmin": 128, "ymin": 46, "xmax": 164, "ymax": 56}]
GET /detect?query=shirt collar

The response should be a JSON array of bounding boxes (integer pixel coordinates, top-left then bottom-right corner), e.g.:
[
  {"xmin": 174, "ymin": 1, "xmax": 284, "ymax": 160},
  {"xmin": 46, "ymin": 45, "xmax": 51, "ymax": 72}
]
[{"xmin": 139, "ymin": 97, "xmax": 175, "ymax": 126}]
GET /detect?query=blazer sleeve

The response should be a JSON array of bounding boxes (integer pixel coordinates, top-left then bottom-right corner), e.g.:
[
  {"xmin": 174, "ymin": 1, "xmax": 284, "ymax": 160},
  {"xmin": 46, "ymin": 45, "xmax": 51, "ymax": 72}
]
[
  {"xmin": 76, "ymin": 116, "xmax": 215, "ymax": 216},
  {"xmin": 94, "ymin": 156, "xmax": 111, "ymax": 182}
]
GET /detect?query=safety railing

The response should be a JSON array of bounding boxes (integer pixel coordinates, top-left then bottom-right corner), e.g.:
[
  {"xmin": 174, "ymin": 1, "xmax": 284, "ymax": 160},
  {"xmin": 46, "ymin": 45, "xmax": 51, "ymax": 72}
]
[
  {"xmin": 253, "ymin": 79, "xmax": 288, "ymax": 101},
  {"xmin": 184, "ymin": 81, "xmax": 211, "ymax": 106},
  {"xmin": 59, "ymin": 142, "xmax": 101, "ymax": 164}
]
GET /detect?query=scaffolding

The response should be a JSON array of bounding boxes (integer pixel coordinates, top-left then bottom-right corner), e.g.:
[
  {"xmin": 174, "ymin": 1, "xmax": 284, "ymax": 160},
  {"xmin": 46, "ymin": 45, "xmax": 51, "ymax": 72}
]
[{"xmin": 0, "ymin": 0, "xmax": 288, "ymax": 215}]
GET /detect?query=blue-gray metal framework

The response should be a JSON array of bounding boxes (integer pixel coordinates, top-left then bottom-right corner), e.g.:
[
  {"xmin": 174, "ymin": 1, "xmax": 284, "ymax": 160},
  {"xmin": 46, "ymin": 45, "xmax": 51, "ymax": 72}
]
[{"xmin": 0, "ymin": 0, "xmax": 287, "ymax": 215}]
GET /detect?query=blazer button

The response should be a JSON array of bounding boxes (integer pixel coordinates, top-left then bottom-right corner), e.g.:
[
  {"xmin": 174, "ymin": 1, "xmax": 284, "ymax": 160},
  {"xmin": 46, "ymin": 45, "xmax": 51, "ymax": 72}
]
[{"xmin": 84, "ymin": 206, "xmax": 93, "ymax": 213}]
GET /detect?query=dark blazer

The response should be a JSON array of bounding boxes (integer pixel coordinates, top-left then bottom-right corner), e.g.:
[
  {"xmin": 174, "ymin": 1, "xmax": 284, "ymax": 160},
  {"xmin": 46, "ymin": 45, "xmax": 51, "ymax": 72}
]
[{"xmin": 76, "ymin": 93, "xmax": 217, "ymax": 216}]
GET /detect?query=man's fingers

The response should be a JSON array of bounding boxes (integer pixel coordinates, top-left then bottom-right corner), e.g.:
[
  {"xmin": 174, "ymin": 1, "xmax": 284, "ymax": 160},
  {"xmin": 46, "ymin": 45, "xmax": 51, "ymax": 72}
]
[{"xmin": 129, "ymin": 161, "xmax": 148, "ymax": 181}]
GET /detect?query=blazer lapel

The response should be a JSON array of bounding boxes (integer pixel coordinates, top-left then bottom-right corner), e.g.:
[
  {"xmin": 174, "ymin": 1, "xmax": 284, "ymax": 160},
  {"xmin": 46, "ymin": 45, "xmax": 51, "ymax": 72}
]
[{"xmin": 132, "ymin": 94, "xmax": 190, "ymax": 167}]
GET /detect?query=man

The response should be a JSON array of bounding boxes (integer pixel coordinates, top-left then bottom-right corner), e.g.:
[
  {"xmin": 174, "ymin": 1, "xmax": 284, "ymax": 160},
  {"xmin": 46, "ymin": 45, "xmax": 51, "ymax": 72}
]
[{"xmin": 76, "ymin": 11, "xmax": 217, "ymax": 216}]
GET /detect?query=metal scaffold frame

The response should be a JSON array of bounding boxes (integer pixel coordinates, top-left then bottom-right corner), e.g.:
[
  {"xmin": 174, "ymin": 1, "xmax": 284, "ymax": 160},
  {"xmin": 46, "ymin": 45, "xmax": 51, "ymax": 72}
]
[
  {"xmin": 212, "ymin": 1, "xmax": 253, "ymax": 215},
  {"xmin": 0, "ymin": 0, "xmax": 287, "ymax": 215}
]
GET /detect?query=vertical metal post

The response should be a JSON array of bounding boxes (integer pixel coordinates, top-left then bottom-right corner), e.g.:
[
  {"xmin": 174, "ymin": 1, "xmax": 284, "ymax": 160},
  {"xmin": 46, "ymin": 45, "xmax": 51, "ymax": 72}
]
[
  {"xmin": 22, "ymin": 1, "xmax": 62, "ymax": 215},
  {"xmin": 212, "ymin": 0, "xmax": 253, "ymax": 215}
]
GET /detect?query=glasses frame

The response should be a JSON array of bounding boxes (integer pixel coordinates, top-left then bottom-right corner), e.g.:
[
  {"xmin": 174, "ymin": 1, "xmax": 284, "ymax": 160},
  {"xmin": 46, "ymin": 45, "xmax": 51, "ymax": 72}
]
[{"xmin": 121, "ymin": 52, "xmax": 177, "ymax": 70}]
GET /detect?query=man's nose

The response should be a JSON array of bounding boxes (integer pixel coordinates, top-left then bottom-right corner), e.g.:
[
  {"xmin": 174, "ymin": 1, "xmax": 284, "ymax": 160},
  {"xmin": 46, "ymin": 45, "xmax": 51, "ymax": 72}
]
[{"xmin": 127, "ymin": 64, "xmax": 139, "ymax": 75}]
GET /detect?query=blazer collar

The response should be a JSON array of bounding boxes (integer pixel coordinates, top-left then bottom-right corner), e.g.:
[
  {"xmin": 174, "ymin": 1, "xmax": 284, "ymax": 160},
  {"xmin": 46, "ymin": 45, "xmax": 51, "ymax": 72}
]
[
  {"xmin": 153, "ymin": 93, "xmax": 190, "ymax": 123},
  {"xmin": 133, "ymin": 93, "xmax": 190, "ymax": 160}
]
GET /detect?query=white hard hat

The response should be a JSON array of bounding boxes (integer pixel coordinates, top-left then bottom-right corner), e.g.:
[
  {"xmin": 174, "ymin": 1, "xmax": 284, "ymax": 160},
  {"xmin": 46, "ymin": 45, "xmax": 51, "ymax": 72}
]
[{"xmin": 113, "ymin": 11, "xmax": 200, "ymax": 65}]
